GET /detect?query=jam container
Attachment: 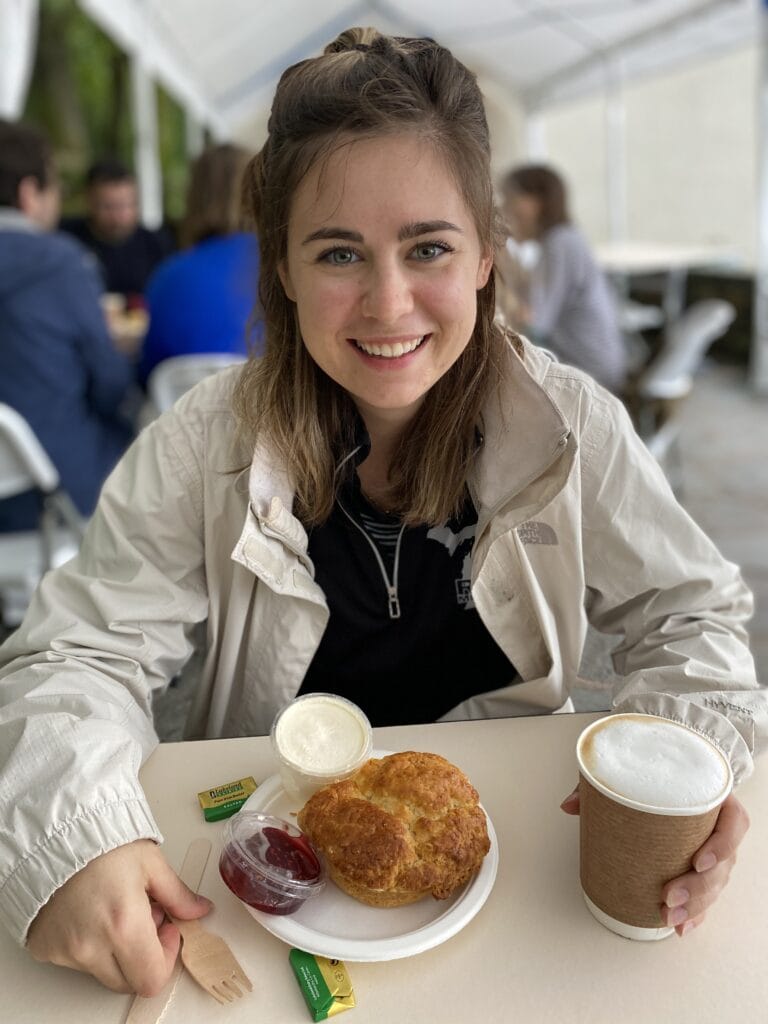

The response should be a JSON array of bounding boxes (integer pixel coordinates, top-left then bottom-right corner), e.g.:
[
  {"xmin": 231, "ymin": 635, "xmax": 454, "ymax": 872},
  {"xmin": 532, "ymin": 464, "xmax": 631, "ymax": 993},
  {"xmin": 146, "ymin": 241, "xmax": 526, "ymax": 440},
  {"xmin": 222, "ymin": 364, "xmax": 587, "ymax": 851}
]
[
  {"xmin": 219, "ymin": 811, "xmax": 325, "ymax": 915},
  {"xmin": 270, "ymin": 693, "xmax": 373, "ymax": 803}
]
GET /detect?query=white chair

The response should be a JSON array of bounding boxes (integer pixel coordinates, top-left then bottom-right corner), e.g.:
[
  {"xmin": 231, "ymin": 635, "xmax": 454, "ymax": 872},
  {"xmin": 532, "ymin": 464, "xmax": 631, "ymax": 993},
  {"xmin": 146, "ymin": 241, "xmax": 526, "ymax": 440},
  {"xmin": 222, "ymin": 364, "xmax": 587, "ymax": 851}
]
[
  {"xmin": 146, "ymin": 353, "xmax": 248, "ymax": 416},
  {"xmin": 0, "ymin": 403, "xmax": 85, "ymax": 627},
  {"xmin": 636, "ymin": 299, "xmax": 736, "ymax": 489},
  {"xmin": 617, "ymin": 298, "xmax": 665, "ymax": 373},
  {"xmin": 638, "ymin": 299, "xmax": 736, "ymax": 403}
]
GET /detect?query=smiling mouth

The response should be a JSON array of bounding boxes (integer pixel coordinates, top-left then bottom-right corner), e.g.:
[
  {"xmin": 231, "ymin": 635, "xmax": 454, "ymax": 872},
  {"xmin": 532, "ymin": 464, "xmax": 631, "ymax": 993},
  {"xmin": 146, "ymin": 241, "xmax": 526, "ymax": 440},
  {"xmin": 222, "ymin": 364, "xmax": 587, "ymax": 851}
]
[{"xmin": 351, "ymin": 335, "xmax": 429, "ymax": 358}]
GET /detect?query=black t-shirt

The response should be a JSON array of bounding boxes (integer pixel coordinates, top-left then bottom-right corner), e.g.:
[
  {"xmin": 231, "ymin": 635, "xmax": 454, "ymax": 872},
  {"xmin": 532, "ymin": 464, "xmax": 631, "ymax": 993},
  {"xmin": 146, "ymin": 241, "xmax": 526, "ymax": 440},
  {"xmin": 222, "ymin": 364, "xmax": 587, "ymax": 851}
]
[
  {"xmin": 299, "ymin": 459, "xmax": 516, "ymax": 727},
  {"xmin": 60, "ymin": 217, "xmax": 175, "ymax": 297}
]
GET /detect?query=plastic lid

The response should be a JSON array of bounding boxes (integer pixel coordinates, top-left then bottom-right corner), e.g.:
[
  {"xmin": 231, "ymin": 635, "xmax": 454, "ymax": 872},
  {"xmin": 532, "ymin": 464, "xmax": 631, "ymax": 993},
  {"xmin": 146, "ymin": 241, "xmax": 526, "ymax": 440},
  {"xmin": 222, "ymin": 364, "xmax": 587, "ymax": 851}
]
[{"xmin": 223, "ymin": 811, "xmax": 326, "ymax": 897}]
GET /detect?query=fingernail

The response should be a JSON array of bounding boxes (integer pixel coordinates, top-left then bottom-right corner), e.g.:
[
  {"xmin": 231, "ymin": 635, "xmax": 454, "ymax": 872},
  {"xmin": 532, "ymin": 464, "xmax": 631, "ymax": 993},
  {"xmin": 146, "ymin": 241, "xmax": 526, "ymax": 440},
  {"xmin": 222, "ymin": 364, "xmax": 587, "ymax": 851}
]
[
  {"xmin": 667, "ymin": 906, "xmax": 688, "ymax": 927},
  {"xmin": 680, "ymin": 920, "xmax": 697, "ymax": 936},
  {"xmin": 694, "ymin": 852, "xmax": 717, "ymax": 872},
  {"xmin": 196, "ymin": 894, "xmax": 213, "ymax": 906},
  {"xmin": 665, "ymin": 887, "xmax": 689, "ymax": 907}
]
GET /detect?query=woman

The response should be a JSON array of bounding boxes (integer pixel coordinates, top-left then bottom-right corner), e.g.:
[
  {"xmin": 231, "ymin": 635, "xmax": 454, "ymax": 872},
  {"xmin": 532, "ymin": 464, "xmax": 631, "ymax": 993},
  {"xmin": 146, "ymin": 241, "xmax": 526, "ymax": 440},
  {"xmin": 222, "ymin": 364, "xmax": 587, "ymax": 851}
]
[
  {"xmin": 137, "ymin": 143, "xmax": 263, "ymax": 384},
  {"xmin": 501, "ymin": 163, "xmax": 627, "ymax": 392},
  {"xmin": 0, "ymin": 29, "xmax": 761, "ymax": 996}
]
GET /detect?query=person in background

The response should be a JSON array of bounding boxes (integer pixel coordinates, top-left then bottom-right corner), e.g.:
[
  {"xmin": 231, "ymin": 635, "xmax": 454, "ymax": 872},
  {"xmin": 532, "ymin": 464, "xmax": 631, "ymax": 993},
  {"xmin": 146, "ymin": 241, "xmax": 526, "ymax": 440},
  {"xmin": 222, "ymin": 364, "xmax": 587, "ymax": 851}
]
[
  {"xmin": 60, "ymin": 158, "xmax": 175, "ymax": 303},
  {"xmin": 0, "ymin": 31, "xmax": 762, "ymax": 996},
  {"xmin": 500, "ymin": 163, "xmax": 627, "ymax": 393},
  {"xmin": 137, "ymin": 143, "xmax": 263, "ymax": 385},
  {"xmin": 0, "ymin": 120, "xmax": 135, "ymax": 530}
]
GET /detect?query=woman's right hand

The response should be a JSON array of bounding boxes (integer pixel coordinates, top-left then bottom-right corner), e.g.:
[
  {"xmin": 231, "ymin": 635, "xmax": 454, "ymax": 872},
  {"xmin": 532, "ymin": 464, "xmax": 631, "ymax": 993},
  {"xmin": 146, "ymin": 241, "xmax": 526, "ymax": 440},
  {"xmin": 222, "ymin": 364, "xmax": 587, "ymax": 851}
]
[{"xmin": 26, "ymin": 839, "xmax": 212, "ymax": 995}]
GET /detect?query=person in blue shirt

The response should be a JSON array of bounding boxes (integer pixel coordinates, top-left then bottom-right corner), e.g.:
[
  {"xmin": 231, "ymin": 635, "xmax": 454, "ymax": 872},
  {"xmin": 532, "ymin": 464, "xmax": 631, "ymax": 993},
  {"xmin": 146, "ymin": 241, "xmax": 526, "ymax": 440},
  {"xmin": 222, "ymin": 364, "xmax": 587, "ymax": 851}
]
[
  {"xmin": 0, "ymin": 120, "xmax": 135, "ymax": 530},
  {"xmin": 138, "ymin": 144, "xmax": 263, "ymax": 385}
]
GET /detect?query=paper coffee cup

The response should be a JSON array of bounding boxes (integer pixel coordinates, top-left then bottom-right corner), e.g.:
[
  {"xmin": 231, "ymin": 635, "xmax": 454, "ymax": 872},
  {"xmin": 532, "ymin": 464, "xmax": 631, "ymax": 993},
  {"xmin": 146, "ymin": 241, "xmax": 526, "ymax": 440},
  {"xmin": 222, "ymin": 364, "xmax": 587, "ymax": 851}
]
[{"xmin": 576, "ymin": 713, "xmax": 733, "ymax": 941}]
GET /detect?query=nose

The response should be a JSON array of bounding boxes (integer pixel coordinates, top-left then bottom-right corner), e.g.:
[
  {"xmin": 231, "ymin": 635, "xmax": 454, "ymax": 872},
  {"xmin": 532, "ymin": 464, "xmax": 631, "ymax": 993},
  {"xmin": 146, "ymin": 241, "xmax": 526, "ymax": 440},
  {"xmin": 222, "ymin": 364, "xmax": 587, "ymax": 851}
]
[{"xmin": 361, "ymin": 259, "xmax": 414, "ymax": 323}]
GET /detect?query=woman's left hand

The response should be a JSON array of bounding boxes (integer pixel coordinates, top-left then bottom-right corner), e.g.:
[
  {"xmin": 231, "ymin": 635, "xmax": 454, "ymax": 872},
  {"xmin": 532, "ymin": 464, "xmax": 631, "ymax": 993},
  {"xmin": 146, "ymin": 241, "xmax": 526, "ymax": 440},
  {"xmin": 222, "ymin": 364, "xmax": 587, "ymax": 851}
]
[{"xmin": 560, "ymin": 789, "xmax": 750, "ymax": 935}]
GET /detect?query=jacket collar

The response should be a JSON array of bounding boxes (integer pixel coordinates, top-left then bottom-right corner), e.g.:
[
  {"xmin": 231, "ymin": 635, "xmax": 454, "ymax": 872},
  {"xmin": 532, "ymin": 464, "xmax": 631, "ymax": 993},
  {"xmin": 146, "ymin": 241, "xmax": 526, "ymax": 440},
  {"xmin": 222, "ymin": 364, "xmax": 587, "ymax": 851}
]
[
  {"xmin": 0, "ymin": 207, "xmax": 40, "ymax": 234},
  {"xmin": 238, "ymin": 335, "xmax": 573, "ymax": 562},
  {"xmin": 472, "ymin": 338, "xmax": 572, "ymax": 517}
]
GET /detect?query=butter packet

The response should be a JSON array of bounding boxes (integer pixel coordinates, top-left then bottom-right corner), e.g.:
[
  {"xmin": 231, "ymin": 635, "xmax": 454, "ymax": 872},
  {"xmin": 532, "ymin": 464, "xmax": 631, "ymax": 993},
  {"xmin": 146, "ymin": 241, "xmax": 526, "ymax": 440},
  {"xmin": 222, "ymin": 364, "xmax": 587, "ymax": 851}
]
[
  {"xmin": 197, "ymin": 776, "xmax": 257, "ymax": 821},
  {"xmin": 289, "ymin": 948, "xmax": 355, "ymax": 1021}
]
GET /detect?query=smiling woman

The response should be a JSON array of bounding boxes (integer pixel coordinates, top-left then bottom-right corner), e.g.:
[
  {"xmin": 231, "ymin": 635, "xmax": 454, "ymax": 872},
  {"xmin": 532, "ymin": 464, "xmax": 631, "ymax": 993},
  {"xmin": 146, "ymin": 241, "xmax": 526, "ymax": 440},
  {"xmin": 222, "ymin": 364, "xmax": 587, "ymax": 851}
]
[
  {"xmin": 278, "ymin": 135, "xmax": 492, "ymax": 445},
  {"xmin": 235, "ymin": 30, "xmax": 504, "ymax": 526},
  {"xmin": 0, "ymin": 24, "xmax": 763, "ymax": 999}
]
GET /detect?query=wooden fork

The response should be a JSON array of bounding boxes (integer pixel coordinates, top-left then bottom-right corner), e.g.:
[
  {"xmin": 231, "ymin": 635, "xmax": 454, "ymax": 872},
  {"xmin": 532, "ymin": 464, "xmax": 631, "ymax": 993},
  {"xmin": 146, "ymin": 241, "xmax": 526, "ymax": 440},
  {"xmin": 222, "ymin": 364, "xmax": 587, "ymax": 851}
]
[{"xmin": 169, "ymin": 915, "xmax": 253, "ymax": 1004}]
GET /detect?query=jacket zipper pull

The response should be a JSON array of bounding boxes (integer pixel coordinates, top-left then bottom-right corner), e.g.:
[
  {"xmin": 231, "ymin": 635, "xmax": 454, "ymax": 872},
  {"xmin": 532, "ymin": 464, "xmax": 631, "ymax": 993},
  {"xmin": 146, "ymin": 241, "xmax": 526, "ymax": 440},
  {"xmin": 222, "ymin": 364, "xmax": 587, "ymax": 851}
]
[{"xmin": 387, "ymin": 587, "xmax": 401, "ymax": 620}]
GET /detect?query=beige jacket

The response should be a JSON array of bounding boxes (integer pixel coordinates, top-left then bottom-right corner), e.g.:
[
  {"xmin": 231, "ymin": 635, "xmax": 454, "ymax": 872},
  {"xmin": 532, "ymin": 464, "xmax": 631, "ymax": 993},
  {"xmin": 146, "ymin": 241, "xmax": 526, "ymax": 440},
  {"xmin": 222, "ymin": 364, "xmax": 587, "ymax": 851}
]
[{"xmin": 0, "ymin": 339, "xmax": 764, "ymax": 946}]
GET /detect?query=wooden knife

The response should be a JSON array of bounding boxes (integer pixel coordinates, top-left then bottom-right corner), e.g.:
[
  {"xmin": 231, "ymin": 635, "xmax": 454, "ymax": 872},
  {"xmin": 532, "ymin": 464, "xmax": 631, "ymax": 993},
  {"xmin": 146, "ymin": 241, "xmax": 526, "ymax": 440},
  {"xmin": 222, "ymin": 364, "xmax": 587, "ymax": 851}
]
[{"xmin": 123, "ymin": 838, "xmax": 212, "ymax": 1023}]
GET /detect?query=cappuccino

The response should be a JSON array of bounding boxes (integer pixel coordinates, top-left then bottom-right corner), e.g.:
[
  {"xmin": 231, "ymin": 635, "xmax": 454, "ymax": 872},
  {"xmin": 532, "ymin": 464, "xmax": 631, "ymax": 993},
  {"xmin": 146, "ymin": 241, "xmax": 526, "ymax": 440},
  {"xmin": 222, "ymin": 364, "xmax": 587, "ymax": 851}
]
[
  {"xmin": 579, "ymin": 713, "xmax": 731, "ymax": 813},
  {"xmin": 576, "ymin": 713, "xmax": 733, "ymax": 940}
]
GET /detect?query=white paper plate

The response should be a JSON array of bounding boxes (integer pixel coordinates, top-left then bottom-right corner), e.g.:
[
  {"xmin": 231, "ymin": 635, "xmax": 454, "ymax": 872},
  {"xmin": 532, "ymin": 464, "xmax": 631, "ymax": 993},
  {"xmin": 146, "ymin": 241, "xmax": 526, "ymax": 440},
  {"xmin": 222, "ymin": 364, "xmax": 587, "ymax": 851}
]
[{"xmin": 237, "ymin": 751, "xmax": 498, "ymax": 962}]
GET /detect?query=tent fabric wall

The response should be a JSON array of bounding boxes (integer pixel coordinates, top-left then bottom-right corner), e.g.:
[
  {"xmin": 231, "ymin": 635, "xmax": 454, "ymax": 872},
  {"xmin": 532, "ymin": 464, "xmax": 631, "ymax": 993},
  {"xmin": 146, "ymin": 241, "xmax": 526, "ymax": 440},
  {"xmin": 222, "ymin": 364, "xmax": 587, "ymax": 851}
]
[
  {"xmin": 0, "ymin": 0, "xmax": 39, "ymax": 119},
  {"xmin": 49, "ymin": 0, "xmax": 767, "ymax": 390}
]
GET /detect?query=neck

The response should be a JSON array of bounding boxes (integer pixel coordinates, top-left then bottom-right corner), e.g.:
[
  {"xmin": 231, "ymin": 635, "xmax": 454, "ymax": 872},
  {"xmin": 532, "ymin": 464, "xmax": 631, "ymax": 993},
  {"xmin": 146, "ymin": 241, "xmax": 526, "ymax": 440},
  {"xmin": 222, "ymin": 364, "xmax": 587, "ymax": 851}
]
[{"xmin": 353, "ymin": 401, "xmax": 419, "ymax": 510}]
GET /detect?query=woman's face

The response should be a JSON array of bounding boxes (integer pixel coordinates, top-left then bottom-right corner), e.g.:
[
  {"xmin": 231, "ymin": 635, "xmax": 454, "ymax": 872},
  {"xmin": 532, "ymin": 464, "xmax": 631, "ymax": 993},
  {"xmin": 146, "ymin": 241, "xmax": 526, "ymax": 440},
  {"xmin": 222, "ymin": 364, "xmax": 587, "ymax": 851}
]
[{"xmin": 279, "ymin": 133, "xmax": 492, "ymax": 431}]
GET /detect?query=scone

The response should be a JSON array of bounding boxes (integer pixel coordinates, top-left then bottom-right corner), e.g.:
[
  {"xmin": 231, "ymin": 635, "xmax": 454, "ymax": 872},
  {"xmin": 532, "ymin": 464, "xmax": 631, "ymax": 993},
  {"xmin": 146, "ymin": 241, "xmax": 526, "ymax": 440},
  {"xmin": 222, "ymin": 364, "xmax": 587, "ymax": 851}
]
[{"xmin": 297, "ymin": 751, "xmax": 490, "ymax": 907}]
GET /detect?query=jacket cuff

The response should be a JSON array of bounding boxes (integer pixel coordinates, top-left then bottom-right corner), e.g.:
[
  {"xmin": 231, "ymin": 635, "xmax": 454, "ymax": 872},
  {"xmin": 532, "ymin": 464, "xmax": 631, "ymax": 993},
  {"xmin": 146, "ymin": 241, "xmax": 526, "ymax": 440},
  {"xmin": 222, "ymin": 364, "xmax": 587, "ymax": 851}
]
[
  {"xmin": 613, "ymin": 691, "xmax": 754, "ymax": 785},
  {"xmin": 0, "ymin": 796, "xmax": 162, "ymax": 947}
]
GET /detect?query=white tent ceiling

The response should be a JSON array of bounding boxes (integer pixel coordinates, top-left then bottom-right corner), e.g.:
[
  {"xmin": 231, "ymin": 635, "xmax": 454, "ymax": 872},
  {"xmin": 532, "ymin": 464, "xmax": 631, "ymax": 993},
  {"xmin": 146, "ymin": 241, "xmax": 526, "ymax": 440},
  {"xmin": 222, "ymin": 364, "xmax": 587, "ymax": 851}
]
[{"xmin": 78, "ymin": 0, "xmax": 759, "ymax": 137}]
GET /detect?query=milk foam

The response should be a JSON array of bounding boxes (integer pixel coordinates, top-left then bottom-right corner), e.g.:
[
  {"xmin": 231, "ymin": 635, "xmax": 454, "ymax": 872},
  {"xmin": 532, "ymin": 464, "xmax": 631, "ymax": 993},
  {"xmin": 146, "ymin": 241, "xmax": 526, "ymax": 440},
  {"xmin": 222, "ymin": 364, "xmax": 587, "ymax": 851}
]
[
  {"xmin": 580, "ymin": 714, "xmax": 730, "ymax": 810},
  {"xmin": 275, "ymin": 695, "xmax": 369, "ymax": 773}
]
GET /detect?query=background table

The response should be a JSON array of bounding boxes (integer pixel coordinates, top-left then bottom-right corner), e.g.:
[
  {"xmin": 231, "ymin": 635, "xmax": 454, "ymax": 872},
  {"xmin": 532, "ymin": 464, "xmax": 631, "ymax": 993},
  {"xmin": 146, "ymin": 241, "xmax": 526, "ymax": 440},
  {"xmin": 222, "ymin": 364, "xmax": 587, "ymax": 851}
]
[
  {"xmin": 3, "ymin": 713, "xmax": 766, "ymax": 1023},
  {"xmin": 595, "ymin": 241, "xmax": 737, "ymax": 324}
]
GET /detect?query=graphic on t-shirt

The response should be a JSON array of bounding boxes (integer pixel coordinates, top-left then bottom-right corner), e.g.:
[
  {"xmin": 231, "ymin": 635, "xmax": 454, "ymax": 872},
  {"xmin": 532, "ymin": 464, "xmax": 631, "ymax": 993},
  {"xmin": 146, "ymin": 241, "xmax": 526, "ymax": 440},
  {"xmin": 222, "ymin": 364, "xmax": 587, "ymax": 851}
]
[{"xmin": 427, "ymin": 523, "xmax": 476, "ymax": 609}]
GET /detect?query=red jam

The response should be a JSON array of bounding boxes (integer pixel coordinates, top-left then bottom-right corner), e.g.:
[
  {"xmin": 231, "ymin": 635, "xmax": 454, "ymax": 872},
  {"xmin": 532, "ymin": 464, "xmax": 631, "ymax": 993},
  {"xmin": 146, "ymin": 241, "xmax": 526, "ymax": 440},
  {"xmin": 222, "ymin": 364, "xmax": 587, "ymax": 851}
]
[{"xmin": 219, "ymin": 819, "xmax": 323, "ymax": 915}]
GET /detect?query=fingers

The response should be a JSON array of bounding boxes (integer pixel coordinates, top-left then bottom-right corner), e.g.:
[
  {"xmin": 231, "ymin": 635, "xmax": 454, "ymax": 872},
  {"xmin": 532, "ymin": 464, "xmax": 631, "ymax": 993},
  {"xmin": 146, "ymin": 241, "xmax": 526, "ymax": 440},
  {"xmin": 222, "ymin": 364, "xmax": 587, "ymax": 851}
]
[
  {"xmin": 661, "ymin": 795, "xmax": 750, "ymax": 936},
  {"xmin": 560, "ymin": 785, "xmax": 580, "ymax": 815},
  {"xmin": 691, "ymin": 795, "xmax": 750, "ymax": 871},
  {"xmin": 146, "ymin": 852, "xmax": 213, "ymax": 922},
  {"xmin": 88, "ymin": 955, "xmax": 133, "ymax": 994},
  {"xmin": 113, "ymin": 907, "xmax": 180, "ymax": 997},
  {"xmin": 26, "ymin": 840, "xmax": 191, "ymax": 995}
]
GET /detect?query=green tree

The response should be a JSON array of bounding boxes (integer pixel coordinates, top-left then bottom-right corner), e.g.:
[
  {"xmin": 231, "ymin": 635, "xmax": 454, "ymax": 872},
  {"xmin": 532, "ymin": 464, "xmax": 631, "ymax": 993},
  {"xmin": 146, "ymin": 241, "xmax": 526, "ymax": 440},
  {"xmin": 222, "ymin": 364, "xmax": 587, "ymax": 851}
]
[{"xmin": 24, "ymin": 0, "xmax": 187, "ymax": 224}]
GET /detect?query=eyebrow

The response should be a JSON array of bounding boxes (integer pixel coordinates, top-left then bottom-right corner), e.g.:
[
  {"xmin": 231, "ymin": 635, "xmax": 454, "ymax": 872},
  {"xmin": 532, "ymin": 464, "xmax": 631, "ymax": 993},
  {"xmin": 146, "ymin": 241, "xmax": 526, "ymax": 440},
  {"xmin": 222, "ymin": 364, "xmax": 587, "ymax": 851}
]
[{"xmin": 301, "ymin": 220, "xmax": 463, "ymax": 246}]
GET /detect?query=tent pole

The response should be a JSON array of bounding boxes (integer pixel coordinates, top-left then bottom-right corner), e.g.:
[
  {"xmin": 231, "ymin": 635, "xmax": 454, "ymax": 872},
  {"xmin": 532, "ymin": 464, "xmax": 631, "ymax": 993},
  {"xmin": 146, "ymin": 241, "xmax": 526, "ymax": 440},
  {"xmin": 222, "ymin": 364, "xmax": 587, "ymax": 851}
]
[
  {"xmin": 185, "ymin": 110, "xmax": 205, "ymax": 160},
  {"xmin": 604, "ymin": 57, "xmax": 627, "ymax": 244},
  {"xmin": 129, "ymin": 50, "xmax": 163, "ymax": 229},
  {"xmin": 524, "ymin": 111, "xmax": 547, "ymax": 160},
  {"xmin": 751, "ymin": 0, "xmax": 768, "ymax": 394}
]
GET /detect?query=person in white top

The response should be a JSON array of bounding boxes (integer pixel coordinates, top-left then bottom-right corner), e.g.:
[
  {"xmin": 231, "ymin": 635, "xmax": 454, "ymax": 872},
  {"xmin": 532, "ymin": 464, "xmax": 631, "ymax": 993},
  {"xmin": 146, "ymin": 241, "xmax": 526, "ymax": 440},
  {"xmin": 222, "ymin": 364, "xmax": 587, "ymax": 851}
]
[{"xmin": 500, "ymin": 163, "xmax": 627, "ymax": 393}]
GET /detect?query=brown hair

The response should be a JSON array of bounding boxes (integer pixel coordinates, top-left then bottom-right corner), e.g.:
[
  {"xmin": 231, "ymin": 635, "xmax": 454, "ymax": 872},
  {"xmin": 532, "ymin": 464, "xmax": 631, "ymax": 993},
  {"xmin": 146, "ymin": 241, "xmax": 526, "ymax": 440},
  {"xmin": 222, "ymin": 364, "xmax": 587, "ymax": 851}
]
[
  {"xmin": 233, "ymin": 27, "xmax": 511, "ymax": 526},
  {"xmin": 181, "ymin": 144, "xmax": 253, "ymax": 247},
  {"xmin": 0, "ymin": 119, "xmax": 53, "ymax": 208},
  {"xmin": 503, "ymin": 164, "xmax": 570, "ymax": 234}
]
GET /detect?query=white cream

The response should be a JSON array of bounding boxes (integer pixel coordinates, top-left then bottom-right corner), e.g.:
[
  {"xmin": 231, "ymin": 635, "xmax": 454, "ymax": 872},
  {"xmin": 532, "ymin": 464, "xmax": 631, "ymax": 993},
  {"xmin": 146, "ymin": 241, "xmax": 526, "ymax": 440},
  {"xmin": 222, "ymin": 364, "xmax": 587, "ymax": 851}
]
[
  {"xmin": 580, "ymin": 714, "xmax": 731, "ymax": 810},
  {"xmin": 275, "ymin": 694, "xmax": 370, "ymax": 773}
]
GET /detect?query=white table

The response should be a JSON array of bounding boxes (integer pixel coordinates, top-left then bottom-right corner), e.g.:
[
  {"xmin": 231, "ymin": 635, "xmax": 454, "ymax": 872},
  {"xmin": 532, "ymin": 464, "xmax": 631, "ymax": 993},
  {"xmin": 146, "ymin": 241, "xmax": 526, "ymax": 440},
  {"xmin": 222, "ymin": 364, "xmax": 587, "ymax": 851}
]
[
  {"xmin": 595, "ymin": 241, "xmax": 737, "ymax": 324},
  {"xmin": 3, "ymin": 713, "xmax": 766, "ymax": 1023}
]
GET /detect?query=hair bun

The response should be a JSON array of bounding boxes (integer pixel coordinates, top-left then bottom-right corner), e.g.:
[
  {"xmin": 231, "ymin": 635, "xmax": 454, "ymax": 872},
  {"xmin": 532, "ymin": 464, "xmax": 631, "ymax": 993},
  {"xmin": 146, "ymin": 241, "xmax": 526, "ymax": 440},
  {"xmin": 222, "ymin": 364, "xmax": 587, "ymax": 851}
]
[{"xmin": 324, "ymin": 26, "xmax": 383, "ymax": 55}]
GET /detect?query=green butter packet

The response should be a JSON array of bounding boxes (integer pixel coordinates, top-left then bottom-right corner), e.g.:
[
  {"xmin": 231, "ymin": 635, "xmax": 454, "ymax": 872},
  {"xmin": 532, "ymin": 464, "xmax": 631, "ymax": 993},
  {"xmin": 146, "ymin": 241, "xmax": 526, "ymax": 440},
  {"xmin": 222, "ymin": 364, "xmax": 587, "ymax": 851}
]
[
  {"xmin": 289, "ymin": 948, "xmax": 356, "ymax": 1021},
  {"xmin": 196, "ymin": 776, "xmax": 257, "ymax": 821}
]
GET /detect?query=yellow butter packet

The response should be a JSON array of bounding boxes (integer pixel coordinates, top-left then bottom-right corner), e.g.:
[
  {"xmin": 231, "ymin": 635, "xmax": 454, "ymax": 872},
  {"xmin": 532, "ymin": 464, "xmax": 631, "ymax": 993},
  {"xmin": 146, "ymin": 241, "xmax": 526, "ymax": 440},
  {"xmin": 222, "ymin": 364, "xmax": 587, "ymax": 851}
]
[{"xmin": 289, "ymin": 948, "xmax": 355, "ymax": 1020}]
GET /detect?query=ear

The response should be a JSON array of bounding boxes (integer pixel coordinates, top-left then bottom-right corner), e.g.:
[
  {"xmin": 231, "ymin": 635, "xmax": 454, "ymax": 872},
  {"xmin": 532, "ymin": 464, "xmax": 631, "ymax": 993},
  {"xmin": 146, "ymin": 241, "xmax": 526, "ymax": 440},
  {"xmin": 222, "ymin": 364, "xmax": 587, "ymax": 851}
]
[
  {"xmin": 476, "ymin": 248, "xmax": 493, "ymax": 290},
  {"xmin": 277, "ymin": 259, "xmax": 296, "ymax": 302},
  {"xmin": 17, "ymin": 176, "xmax": 40, "ymax": 216}
]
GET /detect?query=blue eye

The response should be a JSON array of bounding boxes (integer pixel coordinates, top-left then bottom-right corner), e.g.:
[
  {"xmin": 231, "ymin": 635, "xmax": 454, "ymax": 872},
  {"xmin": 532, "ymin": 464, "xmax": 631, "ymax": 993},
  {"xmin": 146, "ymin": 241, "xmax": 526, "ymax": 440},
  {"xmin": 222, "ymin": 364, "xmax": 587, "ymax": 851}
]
[
  {"xmin": 412, "ymin": 241, "xmax": 454, "ymax": 261},
  {"xmin": 319, "ymin": 246, "xmax": 360, "ymax": 265}
]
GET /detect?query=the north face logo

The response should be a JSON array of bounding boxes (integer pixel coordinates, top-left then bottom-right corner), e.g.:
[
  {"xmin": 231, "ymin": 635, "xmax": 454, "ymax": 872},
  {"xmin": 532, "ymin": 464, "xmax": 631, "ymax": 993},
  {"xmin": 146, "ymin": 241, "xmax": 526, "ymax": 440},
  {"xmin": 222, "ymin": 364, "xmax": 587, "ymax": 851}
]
[{"xmin": 518, "ymin": 520, "xmax": 558, "ymax": 545}]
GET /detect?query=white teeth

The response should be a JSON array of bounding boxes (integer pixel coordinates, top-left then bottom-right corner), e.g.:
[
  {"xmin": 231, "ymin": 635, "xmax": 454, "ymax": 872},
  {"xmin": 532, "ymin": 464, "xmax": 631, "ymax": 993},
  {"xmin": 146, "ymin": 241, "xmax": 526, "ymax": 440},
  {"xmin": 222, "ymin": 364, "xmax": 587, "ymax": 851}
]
[{"xmin": 355, "ymin": 336, "xmax": 425, "ymax": 358}]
